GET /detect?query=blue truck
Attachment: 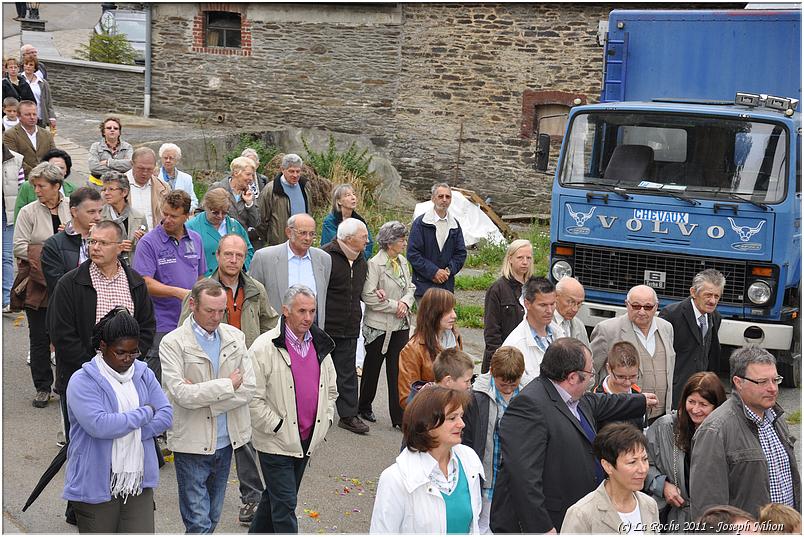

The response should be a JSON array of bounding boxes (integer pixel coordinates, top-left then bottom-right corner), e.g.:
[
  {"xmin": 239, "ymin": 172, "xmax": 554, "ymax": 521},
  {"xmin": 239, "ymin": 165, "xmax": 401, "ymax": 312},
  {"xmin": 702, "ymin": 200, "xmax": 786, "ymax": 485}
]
[{"xmin": 547, "ymin": 9, "xmax": 801, "ymax": 386}]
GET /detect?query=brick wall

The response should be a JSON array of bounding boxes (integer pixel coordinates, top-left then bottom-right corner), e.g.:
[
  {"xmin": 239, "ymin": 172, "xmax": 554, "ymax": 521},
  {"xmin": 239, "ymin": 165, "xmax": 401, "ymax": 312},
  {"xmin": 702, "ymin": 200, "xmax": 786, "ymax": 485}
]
[
  {"xmin": 44, "ymin": 58, "xmax": 144, "ymax": 115},
  {"xmin": 150, "ymin": 3, "xmax": 739, "ymax": 214}
]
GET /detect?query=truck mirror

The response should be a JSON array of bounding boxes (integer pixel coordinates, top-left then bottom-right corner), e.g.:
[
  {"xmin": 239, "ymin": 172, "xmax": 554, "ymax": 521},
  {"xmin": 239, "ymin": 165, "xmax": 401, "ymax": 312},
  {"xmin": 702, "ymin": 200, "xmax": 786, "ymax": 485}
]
[{"xmin": 535, "ymin": 133, "xmax": 551, "ymax": 172}]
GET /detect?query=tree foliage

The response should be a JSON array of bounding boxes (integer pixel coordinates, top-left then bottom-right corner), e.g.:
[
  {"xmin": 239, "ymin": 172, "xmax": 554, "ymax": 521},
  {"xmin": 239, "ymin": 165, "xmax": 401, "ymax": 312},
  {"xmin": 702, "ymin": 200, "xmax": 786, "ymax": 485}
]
[{"xmin": 75, "ymin": 32, "xmax": 137, "ymax": 65}]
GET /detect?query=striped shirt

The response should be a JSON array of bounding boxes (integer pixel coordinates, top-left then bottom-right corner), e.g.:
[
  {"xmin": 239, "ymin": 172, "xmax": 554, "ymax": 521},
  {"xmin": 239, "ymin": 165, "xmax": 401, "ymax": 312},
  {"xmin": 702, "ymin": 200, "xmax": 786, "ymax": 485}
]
[{"xmin": 484, "ymin": 377, "xmax": 520, "ymax": 501}]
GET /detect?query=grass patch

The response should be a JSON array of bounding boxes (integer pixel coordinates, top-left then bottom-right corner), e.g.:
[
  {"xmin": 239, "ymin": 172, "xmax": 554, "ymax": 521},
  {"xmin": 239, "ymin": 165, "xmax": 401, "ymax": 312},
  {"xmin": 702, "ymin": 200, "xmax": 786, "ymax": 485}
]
[
  {"xmin": 455, "ymin": 272, "xmax": 497, "ymax": 291},
  {"xmin": 456, "ymin": 304, "xmax": 484, "ymax": 329},
  {"xmin": 464, "ymin": 223, "xmax": 552, "ymax": 276},
  {"xmin": 787, "ymin": 410, "xmax": 801, "ymax": 425}
]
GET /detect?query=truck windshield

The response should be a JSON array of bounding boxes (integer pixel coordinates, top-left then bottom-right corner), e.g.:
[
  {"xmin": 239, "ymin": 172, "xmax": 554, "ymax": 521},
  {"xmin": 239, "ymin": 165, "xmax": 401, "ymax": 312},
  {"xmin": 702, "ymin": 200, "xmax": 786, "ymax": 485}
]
[{"xmin": 559, "ymin": 112, "xmax": 789, "ymax": 204}]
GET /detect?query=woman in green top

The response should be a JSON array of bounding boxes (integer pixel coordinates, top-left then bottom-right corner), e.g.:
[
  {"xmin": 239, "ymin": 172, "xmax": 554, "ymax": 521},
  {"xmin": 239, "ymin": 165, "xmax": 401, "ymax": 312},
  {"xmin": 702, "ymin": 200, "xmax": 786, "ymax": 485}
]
[
  {"xmin": 15, "ymin": 149, "xmax": 74, "ymax": 221},
  {"xmin": 370, "ymin": 386, "xmax": 484, "ymax": 534}
]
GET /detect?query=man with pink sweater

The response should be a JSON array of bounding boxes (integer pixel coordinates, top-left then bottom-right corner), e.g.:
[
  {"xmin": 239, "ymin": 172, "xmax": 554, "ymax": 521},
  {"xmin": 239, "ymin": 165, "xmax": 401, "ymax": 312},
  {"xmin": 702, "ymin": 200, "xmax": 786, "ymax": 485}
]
[{"xmin": 247, "ymin": 284, "xmax": 338, "ymax": 533}]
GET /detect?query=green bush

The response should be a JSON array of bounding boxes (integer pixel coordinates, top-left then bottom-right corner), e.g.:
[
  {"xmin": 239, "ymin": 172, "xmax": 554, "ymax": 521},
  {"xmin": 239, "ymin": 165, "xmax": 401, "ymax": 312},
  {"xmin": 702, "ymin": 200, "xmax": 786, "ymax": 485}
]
[
  {"xmin": 465, "ymin": 238, "xmax": 507, "ymax": 270},
  {"xmin": 224, "ymin": 134, "xmax": 279, "ymax": 173},
  {"xmin": 303, "ymin": 135, "xmax": 373, "ymax": 184},
  {"xmin": 75, "ymin": 32, "xmax": 137, "ymax": 65}
]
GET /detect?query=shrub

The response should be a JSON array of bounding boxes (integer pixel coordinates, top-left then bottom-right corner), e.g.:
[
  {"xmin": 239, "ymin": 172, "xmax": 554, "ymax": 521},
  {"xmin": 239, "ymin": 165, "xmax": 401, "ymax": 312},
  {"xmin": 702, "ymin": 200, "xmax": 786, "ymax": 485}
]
[
  {"xmin": 224, "ymin": 134, "xmax": 279, "ymax": 175},
  {"xmin": 75, "ymin": 32, "xmax": 137, "ymax": 65},
  {"xmin": 455, "ymin": 304, "xmax": 484, "ymax": 329}
]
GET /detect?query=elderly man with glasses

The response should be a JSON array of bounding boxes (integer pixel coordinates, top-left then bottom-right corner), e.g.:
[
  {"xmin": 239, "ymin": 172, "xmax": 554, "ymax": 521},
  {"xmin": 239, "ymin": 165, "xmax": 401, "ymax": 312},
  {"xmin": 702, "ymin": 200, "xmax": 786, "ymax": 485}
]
[
  {"xmin": 249, "ymin": 213, "xmax": 331, "ymax": 327},
  {"xmin": 690, "ymin": 346, "xmax": 800, "ymax": 519},
  {"xmin": 590, "ymin": 284, "xmax": 676, "ymax": 421}
]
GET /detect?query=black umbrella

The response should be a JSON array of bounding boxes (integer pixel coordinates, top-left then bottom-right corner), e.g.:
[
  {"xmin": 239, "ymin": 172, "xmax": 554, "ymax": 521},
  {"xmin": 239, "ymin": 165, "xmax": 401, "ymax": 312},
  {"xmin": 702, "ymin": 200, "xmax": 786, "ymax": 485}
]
[{"xmin": 22, "ymin": 442, "xmax": 68, "ymax": 512}]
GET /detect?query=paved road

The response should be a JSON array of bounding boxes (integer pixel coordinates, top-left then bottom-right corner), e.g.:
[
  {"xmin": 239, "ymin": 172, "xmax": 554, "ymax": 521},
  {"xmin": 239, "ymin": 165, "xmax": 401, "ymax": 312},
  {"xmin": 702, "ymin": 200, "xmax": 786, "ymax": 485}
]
[
  {"xmin": 2, "ymin": 311, "xmax": 407, "ymax": 533},
  {"xmin": 3, "ymin": 3, "xmax": 102, "ymax": 38}
]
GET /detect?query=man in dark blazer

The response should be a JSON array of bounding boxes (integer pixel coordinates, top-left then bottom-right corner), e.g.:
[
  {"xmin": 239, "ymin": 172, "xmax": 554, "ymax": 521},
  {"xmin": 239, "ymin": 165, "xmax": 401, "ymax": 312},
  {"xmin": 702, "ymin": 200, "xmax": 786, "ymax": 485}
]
[
  {"xmin": 490, "ymin": 338, "xmax": 658, "ymax": 533},
  {"xmin": 659, "ymin": 268, "xmax": 724, "ymax": 409},
  {"xmin": 2, "ymin": 100, "xmax": 55, "ymax": 175}
]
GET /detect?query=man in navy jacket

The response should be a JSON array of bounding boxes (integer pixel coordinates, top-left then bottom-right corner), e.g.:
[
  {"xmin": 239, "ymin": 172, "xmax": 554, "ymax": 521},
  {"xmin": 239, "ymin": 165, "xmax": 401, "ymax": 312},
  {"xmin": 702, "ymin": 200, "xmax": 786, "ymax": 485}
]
[{"xmin": 406, "ymin": 183, "xmax": 467, "ymax": 301}]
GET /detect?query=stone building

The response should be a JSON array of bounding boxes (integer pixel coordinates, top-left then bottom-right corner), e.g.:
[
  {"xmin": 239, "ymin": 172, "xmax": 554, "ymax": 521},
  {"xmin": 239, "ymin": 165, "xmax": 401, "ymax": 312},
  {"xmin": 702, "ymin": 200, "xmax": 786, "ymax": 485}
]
[{"xmin": 149, "ymin": 2, "xmax": 739, "ymax": 214}]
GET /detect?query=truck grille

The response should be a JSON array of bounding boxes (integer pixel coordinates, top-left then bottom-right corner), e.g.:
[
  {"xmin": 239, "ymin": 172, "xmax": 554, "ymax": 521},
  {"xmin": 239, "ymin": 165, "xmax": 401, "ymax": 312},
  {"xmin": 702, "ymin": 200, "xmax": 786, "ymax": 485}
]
[{"xmin": 574, "ymin": 245, "xmax": 747, "ymax": 305}]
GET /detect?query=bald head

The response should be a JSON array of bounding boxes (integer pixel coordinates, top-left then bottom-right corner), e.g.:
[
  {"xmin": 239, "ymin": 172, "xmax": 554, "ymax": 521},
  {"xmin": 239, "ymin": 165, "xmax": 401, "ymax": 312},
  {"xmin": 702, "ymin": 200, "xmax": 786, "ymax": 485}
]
[
  {"xmin": 555, "ymin": 277, "xmax": 585, "ymax": 321},
  {"xmin": 625, "ymin": 285, "xmax": 659, "ymax": 331}
]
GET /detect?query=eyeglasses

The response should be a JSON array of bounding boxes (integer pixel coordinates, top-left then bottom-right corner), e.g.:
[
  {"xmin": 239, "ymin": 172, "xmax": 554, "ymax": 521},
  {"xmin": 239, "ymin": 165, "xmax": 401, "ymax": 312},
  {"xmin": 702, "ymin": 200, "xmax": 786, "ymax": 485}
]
[
  {"xmin": 737, "ymin": 375, "xmax": 783, "ymax": 386},
  {"xmin": 221, "ymin": 251, "xmax": 245, "ymax": 260},
  {"xmin": 562, "ymin": 298, "xmax": 584, "ymax": 308},
  {"xmin": 627, "ymin": 302, "xmax": 656, "ymax": 311},
  {"xmin": 575, "ymin": 368, "xmax": 596, "ymax": 380},
  {"xmin": 292, "ymin": 229, "xmax": 316, "ymax": 238},
  {"xmin": 208, "ymin": 210, "xmax": 227, "ymax": 217},
  {"xmin": 110, "ymin": 349, "xmax": 141, "ymax": 360},
  {"xmin": 611, "ymin": 371, "xmax": 639, "ymax": 383},
  {"xmin": 87, "ymin": 238, "xmax": 122, "ymax": 247}
]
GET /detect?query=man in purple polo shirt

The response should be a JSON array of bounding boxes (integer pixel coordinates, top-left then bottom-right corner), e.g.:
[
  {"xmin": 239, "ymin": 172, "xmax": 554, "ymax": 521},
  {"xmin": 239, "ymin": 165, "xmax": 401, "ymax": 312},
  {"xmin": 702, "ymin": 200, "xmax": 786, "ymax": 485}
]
[
  {"xmin": 248, "ymin": 284, "xmax": 338, "ymax": 533},
  {"xmin": 133, "ymin": 190, "xmax": 206, "ymax": 381}
]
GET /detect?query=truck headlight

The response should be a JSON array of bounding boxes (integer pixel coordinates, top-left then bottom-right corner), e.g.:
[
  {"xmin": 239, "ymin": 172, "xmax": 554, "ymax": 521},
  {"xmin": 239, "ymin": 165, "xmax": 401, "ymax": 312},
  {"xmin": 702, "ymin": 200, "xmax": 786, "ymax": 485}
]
[
  {"xmin": 551, "ymin": 260, "xmax": 572, "ymax": 281},
  {"xmin": 747, "ymin": 281, "xmax": 771, "ymax": 305}
]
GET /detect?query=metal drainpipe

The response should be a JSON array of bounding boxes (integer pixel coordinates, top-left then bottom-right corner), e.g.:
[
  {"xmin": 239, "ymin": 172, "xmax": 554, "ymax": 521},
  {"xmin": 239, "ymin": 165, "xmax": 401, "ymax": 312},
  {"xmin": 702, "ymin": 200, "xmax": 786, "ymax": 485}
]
[{"xmin": 143, "ymin": 3, "xmax": 152, "ymax": 117}]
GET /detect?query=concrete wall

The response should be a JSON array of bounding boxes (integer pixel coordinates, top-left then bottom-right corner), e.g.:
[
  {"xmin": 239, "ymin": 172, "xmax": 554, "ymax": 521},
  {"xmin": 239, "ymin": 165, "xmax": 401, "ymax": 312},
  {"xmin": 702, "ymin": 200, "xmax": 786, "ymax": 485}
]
[
  {"xmin": 45, "ymin": 57, "xmax": 144, "ymax": 115},
  {"xmin": 149, "ymin": 2, "xmax": 740, "ymax": 214}
]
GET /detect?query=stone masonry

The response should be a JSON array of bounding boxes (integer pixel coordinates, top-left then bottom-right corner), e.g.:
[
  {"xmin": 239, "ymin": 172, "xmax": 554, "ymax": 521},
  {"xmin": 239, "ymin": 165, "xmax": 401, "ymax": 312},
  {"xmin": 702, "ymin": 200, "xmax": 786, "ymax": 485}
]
[{"xmin": 149, "ymin": 3, "xmax": 739, "ymax": 214}]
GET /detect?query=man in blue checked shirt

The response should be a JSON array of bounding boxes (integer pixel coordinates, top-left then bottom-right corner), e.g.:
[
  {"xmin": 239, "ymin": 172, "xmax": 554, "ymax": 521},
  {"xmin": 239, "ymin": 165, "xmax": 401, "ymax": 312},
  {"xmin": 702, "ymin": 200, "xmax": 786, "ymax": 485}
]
[{"xmin": 690, "ymin": 346, "xmax": 800, "ymax": 519}]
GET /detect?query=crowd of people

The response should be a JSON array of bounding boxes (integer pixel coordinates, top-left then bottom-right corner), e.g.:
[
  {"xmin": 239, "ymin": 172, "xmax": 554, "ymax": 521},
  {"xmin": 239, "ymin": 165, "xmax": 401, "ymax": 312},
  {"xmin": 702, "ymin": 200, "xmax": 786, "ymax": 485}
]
[{"xmin": 2, "ymin": 44, "xmax": 801, "ymax": 535}]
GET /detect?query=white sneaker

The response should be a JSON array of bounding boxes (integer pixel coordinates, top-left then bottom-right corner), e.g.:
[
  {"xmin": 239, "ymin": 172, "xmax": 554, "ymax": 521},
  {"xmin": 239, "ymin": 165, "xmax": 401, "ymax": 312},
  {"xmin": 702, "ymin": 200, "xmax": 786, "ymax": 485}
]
[{"xmin": 50, "ymin": 352, "xmax": 56, "ymax": 366}]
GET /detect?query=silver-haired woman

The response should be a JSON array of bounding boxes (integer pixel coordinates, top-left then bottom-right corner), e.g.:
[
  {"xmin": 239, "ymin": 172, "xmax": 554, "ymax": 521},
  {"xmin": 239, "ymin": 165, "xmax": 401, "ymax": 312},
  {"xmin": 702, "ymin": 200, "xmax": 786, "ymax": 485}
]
[
  {"xmin": 359, "ymin": 221, "xmax": 415, "ymax": 428},
  {"xmin": 158, "ymin": 143, "xmax": 198, "ymax": 213}
]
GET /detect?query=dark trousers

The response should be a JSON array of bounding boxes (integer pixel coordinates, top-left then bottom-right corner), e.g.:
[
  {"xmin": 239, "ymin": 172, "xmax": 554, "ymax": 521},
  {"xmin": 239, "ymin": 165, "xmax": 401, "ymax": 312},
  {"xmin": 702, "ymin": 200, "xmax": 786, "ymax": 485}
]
[
  {"xmin": 73, "ymin": 488, "xmax": 155, "ymax": 533},
  {"xmin": 249, "ymin": 437, "xmax": 311, "ymax": 534},
  {"xmin": 235, "ymin": 441, "xmax": 264, "ymax": 505},
  {"xmin": 144, "ymin": 331, "xmax": 167, "ymax": 385},
  {"xmin": 60, "ymin": 395, "xmax": 77, "ymax": 523},
  {"xmin": 359, "ymin": 329, "xmax": 408, "ymax": 427},
  {"xmin": 15, "ymin": 3, "xmax": 26, "ymax": 17},
  {"xmin": 330, "ymin": 336, "xmax": 359, "ymax": 418},
  {"xmin": 26, "ymin": 307, "xmax": 53, "ymax": 393}
]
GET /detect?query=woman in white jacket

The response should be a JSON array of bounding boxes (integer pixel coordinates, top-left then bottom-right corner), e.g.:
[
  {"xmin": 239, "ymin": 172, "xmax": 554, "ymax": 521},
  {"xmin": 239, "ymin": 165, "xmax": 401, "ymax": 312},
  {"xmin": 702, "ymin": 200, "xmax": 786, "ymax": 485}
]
[{"xmin": 370, "ymin": 386, "xmax": 484, "ymax": 534}]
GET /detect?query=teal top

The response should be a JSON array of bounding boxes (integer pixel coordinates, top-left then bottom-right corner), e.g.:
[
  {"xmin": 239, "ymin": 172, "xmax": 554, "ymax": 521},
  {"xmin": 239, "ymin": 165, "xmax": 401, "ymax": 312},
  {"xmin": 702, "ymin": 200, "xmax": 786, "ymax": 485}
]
[
  {"xmin": 185, "ymin": 212, "xmax": 254, "ymax": 276},
  {"xmin": 441, "ymin": 458, "xmax": 472, "ymax": 534}
]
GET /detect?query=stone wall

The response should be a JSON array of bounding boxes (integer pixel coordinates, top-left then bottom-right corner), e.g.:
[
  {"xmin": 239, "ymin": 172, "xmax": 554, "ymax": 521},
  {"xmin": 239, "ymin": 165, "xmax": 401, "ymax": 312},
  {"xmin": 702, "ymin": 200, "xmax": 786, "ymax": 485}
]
[
  {"xmin": 44, "ymin": 58, "xmax": 145, "ymax": 115},
  {"xmin": 149, "ymin": 2, "xmax": 740, "ymax": 214}
]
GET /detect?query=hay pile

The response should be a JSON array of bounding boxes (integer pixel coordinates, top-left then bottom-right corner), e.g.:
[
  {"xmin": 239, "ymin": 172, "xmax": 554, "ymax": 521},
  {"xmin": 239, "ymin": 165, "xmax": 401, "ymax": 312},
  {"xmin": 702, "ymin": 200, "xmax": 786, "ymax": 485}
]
[{"xmin": 263, "ymin": 154, "xmax": 333, "ymax": 212}]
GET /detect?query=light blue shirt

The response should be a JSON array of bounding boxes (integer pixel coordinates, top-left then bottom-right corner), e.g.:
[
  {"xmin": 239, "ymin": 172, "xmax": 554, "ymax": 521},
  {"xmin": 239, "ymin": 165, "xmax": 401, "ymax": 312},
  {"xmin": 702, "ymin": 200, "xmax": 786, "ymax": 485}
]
[
  {"xmin": 190, "ymin": 317, "xmax": 229, "ymax": 450},
  {"xmin": 217, "ymin": 220, "xmax": 227, "ymax": 237},
  {"xmin": 287, "ymin": 242, "xmax": 317, "ymax": 295},
  {"xmin": 281, "ymin": 176, "xmax": 306, "ymax": 216}
]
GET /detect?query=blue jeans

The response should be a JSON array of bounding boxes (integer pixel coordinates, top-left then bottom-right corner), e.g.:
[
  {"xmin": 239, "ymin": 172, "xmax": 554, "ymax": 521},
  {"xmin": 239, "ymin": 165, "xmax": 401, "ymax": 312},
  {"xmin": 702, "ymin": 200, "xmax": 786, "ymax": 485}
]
[
  {"xmin": 174, "ymin": 446, "xmax": 233, "ymax": 533},
  {"xmin": 2, "ymin": 208, "xmax": 14, "ymax": 307},
  {"xmin": 249, "ymin": 438, "xmax": 311, "ymax": 534}
]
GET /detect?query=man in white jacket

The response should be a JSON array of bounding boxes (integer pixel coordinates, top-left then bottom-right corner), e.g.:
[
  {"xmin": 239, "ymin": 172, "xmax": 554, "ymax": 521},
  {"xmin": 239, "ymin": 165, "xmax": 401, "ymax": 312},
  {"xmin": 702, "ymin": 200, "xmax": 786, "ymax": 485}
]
[
  {"xmin": 161, "ymin": 278, "xmax": 256, "ymax": 533},
  {"xmin": 502, "ymin": 276, "xmax": 565, "ymax": 385},
  {"xmin": 248, "ymin": 284, "xmax": 338, "ymax": 533}
]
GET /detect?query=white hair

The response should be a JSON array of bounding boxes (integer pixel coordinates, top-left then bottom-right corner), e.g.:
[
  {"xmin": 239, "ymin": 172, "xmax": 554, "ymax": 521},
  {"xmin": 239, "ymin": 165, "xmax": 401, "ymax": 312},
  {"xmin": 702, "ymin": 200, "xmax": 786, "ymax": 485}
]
[
  {"xmin": 281, "ymin": 153, "xmax": 303, "ymax": 169},
  {"xmin": 336, "ymin": 218, "xmax": 367, "ymax": 240},
  {"xmin": 158, "ymin": 143, "xmax": 182, "ymax": 160}
]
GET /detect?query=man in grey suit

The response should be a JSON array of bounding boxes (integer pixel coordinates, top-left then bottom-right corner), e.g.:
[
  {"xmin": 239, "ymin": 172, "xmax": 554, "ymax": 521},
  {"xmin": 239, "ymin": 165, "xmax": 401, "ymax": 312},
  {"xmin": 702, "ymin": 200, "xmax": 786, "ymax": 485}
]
[
  {"xmin": 554, "ymin": 276, "xmax": 590, "ymax": 347},
  {"xmin": 590, "ymin": 284, "xmax": 675, "ymax": 421},
  {"xmin": 248, "ymin": 213, "xmax": 331, "ymax": 327}
]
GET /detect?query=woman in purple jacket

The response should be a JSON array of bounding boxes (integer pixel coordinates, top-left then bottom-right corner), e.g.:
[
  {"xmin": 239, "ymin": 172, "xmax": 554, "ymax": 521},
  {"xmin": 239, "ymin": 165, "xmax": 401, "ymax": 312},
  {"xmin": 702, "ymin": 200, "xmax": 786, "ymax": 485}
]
[{"xmin": 63, "ymin": 308, "xmax": 172, "ymax": 533}]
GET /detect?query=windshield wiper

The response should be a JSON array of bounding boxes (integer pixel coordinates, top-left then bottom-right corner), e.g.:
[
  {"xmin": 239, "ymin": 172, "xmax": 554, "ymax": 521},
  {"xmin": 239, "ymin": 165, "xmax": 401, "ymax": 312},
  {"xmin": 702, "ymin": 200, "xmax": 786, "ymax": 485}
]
[
  {"xmin": 620, "ymin": 186, "xmax": 700, "ymax": 206},
  {"xmin": 567, "ymin": 181, "xmax": 632, "ymax": 200},
  {"xmin": 684, "ymin": 187, "xmax": 769, "ymax": 211}
]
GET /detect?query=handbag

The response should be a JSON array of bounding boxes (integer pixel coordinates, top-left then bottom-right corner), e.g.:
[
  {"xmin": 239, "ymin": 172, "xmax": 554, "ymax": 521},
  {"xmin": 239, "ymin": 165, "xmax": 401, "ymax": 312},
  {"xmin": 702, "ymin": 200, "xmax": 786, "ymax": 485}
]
[{"xmin": 9, "ymin": 259, "xmax": 31, "ymax": 311}]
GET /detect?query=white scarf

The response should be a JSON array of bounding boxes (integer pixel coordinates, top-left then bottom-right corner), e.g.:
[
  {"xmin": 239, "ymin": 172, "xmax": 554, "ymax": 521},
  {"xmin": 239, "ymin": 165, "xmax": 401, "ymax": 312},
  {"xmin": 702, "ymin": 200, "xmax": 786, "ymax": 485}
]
[{"xmin": 93, "ymin": 354, "xmax": 144, "ymax": 500}]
